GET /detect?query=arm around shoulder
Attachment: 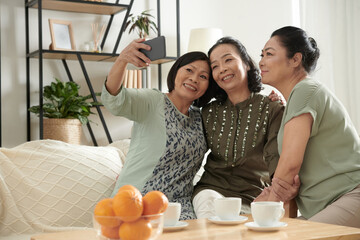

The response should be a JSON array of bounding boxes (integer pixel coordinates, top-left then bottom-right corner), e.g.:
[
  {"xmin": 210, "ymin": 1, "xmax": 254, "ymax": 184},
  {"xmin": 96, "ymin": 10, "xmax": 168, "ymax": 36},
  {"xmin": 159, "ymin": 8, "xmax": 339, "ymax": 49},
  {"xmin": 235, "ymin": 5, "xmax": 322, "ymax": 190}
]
[{"xmin": 264, "ymin": 101, "xmax": 284, "ymax": 177}]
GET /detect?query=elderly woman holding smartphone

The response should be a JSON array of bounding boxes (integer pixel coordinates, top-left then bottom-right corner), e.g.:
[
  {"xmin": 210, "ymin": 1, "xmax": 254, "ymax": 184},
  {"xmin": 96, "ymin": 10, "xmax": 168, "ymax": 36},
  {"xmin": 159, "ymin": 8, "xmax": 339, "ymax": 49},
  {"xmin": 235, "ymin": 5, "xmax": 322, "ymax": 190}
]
[
  {"xmin": 258, "ymin": 26, "xmax": 360, "ymax": 227},
  {"xmin": 102, "ymin": 38, "xmax": 215, "ymax": 220}
]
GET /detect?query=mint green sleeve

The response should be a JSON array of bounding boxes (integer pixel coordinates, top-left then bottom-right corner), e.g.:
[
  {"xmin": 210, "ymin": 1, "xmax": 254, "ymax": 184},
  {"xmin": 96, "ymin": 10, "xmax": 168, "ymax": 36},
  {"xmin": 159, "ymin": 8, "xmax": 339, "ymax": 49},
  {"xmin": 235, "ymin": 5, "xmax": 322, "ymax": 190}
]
[
  {"xmin": 283, "ymin": 81, "xmax": 325, "ymax": 137},
  {"xmin": 101, "ymin": 83, "xmax": 161, "ymax": 123}
]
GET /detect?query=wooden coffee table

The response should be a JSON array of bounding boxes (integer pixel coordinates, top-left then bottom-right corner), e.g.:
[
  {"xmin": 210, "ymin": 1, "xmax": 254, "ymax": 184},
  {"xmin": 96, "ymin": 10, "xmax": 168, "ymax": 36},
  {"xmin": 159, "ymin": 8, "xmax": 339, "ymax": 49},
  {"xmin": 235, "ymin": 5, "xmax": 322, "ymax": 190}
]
[{"xmin": 31, "ymin": 215, "xmax": 360, "ymax": 240}]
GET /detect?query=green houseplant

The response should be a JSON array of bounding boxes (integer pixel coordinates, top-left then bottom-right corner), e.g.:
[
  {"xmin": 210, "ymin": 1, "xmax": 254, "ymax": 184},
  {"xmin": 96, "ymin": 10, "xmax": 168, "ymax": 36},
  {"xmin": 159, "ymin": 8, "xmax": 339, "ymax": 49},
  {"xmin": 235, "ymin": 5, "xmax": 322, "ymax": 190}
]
[
  {"xmin": 124, "ymin": 9, "xmax": 158, "ymax": 38},
  {"xmin": 29, "ymin": 78, "xmax": 101, "ymax": 125},
  {"xmin": 29, "ymin": 78, "xmax": 101, "ymax": 144}
]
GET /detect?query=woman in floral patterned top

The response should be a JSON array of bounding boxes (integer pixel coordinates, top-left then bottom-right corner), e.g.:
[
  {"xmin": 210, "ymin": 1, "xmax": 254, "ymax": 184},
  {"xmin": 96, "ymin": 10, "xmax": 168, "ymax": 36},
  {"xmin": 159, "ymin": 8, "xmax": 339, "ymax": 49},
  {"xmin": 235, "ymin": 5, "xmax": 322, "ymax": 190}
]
[{"xmin": 102, "ymin": 39, "xmax": 215, "ymax": 220}]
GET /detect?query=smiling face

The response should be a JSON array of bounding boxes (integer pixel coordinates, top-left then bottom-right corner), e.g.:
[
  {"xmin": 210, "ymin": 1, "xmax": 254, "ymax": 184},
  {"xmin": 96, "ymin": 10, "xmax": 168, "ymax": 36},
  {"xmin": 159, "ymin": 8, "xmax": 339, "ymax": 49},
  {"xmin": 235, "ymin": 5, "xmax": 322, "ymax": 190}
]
[
  {"xmin": 172, "ymin": 60, "xmax": 210, "ymax": 102},
  {"xmin": 209, "ymin": 44, "xmax": 249, "ymax": 94},
  {"xmin": 259, "ymin": 36, "xmax": 293, "ymax": 88}
]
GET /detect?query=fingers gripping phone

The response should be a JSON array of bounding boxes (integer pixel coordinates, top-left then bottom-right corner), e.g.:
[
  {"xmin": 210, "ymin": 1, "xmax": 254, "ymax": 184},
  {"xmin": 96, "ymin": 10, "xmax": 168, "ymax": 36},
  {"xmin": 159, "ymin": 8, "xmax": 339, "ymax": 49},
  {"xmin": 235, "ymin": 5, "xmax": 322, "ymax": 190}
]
[{"xmin": 140, "ymin": 36, "xmax": 166, "ymax": 61}]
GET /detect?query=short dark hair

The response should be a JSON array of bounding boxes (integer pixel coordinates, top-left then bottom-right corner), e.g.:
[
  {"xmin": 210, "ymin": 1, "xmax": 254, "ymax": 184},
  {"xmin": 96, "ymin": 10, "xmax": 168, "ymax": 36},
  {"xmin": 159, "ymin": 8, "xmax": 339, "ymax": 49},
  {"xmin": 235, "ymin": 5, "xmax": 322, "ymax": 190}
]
[
  {"xmin": 208, "ymin": 36, "xmax": 262, "ymax": 102},
  {"xmin": 167, "ymin": 51, "xmax": 215, "ymax": 107},
  {"xmin": 271, "ymin": 26, "xmax": 320, "ymax": 74}
]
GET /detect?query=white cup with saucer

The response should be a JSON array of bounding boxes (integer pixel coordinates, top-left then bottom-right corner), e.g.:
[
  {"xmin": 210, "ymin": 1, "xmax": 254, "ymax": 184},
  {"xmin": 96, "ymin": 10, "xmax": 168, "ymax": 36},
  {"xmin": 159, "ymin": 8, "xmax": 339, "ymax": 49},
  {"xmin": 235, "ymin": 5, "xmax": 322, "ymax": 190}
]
[
  {"xmin": 163, "ymin": 202, "xmax": 189, "ymax": 231},
  {"xmin": 250, "ymin": 201, "xmax": 285, "ymax": 227},
  {"xmin": 163, "ymin": 202, "xmax": 181, "ymax": 226},
  {"xmin": 214, "ymin": 197, "xmax": 242, "ymax": 220}
]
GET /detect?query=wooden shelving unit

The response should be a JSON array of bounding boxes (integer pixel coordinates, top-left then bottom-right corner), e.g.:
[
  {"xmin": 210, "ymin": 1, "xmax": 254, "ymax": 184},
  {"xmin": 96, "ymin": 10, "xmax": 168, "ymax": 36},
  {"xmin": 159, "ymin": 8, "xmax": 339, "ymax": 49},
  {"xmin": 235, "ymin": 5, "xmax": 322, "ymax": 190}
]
[
  {"xmin": 25, "ymin": 0, "xmax": 180, "ymax": 145},
  {"xmin": 30, "ymin": 0, "xmax": 128, "ymax": 15},
  {"xmin": 28, "ymin": 49, "xmax": 177, "ymax": 63},
  {"xmin": 28, "ymin": 50, "xmax": 116, "ymax": 62},
  {"xmin": 25, "ymin": 0, "xmax": 135, "ymax": 146}
]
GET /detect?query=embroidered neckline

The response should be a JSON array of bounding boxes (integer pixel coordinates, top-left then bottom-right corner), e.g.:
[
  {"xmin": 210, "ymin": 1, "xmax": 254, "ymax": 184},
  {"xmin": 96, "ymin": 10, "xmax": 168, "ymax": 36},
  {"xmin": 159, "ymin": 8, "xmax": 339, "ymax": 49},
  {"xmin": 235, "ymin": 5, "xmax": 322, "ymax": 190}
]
[{"xmin": 226, "ymin": 92, "xmax": 255, "ymax": 109}]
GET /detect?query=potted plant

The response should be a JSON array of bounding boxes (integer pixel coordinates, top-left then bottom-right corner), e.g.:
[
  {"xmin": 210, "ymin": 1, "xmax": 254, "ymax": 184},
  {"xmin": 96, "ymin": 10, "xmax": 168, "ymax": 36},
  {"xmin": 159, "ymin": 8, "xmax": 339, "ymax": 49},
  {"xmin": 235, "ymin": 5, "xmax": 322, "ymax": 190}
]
[
  {"xmin": 124, "ymin": 9, "xmax": 158, "ymax": 38},
  {"xmin": 29, "ymin": 78, "xmax": 101, "ymax": 144}
]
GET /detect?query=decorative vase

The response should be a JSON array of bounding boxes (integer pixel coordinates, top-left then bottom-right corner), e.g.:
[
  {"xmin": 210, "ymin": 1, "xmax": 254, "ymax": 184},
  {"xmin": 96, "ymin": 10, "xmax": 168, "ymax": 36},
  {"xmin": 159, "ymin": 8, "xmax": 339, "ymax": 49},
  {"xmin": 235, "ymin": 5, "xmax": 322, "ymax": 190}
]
[{"xmin": 43, "ymin": 118, "xmax": 82, "ymax": 145}]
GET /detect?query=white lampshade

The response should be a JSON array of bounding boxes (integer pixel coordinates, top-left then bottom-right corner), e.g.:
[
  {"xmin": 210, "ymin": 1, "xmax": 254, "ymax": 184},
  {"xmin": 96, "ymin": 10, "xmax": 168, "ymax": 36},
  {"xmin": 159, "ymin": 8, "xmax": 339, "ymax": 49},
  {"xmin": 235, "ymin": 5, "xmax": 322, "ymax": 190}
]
[{"xmin": 187, "ymin": 28, "xmax": 223, "ymax": 54}]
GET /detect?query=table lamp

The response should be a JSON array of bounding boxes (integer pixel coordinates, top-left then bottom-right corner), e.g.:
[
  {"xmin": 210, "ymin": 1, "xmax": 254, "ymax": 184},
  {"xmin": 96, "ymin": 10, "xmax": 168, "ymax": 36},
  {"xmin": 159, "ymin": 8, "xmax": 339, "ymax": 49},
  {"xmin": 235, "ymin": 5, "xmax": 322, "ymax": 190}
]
[{"xmin": 187, "ymin": 28, "xmax": 223, "ymax": 53}]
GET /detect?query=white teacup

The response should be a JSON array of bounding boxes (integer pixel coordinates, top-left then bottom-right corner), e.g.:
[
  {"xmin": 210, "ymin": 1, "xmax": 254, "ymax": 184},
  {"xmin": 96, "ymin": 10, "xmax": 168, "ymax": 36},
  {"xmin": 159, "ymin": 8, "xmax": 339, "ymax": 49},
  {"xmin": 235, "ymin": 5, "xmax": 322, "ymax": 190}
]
[
  {"xmin": 251, "ymin": 201, "xmax": 285, "ymax": 227},
  {"xmin": 163, "ymin": 202, "xmax": 181, "ymax": 226},
  {"xmin": 214, "ymin": 197, "xmax": 242, "ymax": 220}
]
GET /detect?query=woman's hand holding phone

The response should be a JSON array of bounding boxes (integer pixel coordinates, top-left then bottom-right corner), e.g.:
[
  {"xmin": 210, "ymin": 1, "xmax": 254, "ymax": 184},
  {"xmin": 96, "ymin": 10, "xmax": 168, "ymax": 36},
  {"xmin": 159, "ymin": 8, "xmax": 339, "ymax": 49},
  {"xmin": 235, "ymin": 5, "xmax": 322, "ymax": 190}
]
[{"xmin": 118, "ymin": 39, "xmax": 152, "ymax": 67}]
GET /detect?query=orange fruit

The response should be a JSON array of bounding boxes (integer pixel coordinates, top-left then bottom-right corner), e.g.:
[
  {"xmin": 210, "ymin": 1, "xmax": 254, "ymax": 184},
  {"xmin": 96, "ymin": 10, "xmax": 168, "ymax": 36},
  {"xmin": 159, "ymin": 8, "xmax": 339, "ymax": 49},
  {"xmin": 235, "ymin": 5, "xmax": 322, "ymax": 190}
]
[
  {"xmin": 101, "ymin": 225, "xmax": 120, "ymax": 239},
  {"xmin": 142, "ymin": 191, "xmax": 169, "ymax": 215},
  {"xmin": 119, "ymin": 218, "xmax": 152, "ymax": 240},
  {"xmin": 113, "ymin": 189, "xmax": 143, "ymax": 222},
  {"xmin": 94, "ymin": 198, "xmax": 121, "ymax": 227},
  {"xmin": 118, "ymin": 184, "xmax": 141, "ymax": 194}
]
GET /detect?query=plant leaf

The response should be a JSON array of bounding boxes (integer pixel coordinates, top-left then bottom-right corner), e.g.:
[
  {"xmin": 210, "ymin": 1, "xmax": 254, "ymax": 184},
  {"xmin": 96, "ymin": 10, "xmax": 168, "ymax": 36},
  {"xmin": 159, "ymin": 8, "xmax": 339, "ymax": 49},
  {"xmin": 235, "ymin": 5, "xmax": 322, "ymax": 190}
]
[
  {"xmin": 28, "ymin": 78, "xmax": 101, "ymax": 125},
  {"xmin": 123, "ymin": 9, "xmax": 158, "ymax": 38}
]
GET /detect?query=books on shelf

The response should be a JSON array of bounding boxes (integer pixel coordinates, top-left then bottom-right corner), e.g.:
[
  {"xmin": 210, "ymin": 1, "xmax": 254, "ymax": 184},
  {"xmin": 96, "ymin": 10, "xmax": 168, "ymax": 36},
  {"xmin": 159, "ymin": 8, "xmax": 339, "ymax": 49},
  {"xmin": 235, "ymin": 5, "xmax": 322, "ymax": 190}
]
[
  {"xmin": 128, "ymin": 69, "xmax": 134, "ymax": 88},
  {"xmin": 122, "ymin": 69, "xmax": 149, "ymax": 89},
  {"xmin": 123, "ymin": 69, "xmax": 129, "ymax": 88},
  {"xmin": 137, "ymin": 69, "xmax": 142, "ymax": 89}
]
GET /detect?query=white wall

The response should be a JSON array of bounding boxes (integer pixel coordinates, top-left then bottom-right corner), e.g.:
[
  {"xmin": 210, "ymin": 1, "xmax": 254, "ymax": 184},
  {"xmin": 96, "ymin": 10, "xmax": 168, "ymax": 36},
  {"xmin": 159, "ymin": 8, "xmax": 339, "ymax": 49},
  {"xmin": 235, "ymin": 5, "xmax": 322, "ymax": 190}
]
[
  {"xmin": 300, "ymin": 0, "xmax": 360, "ymax": 135},
  {"xmin": 0, "ymin": 0, "xmax": 358, "ymax": 147}
]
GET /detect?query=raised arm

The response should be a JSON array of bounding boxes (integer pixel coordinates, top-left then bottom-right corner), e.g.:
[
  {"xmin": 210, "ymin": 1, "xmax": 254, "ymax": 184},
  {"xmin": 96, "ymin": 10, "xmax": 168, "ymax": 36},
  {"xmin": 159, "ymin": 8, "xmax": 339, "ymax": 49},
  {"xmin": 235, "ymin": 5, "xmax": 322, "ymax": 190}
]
[
  {"xmin": 105, "ymin": 39, "xmax": 152, "ymax": 96},
  {"xmin": 268, "ymin": 113, "xmax": 313, "ymax": 201}
]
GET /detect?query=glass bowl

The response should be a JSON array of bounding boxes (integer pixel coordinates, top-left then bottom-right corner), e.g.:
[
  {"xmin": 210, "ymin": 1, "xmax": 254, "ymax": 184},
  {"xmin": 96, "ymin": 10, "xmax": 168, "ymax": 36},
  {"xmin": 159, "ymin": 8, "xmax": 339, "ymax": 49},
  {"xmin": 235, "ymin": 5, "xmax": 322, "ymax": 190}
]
[{"xmin": 93, "ymin": 213, "xmax": 164, "ymax": 240}]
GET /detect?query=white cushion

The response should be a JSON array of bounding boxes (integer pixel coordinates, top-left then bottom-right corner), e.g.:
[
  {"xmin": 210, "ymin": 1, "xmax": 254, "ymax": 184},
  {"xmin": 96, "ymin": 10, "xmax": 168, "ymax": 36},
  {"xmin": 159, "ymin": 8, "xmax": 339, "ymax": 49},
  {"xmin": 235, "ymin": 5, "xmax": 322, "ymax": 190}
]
[
  {"xmin": 108, "ymin": 139, "xmax": 130, "ymax": 165},
  {"xmin": 0, "ymin": 140, "xmax": 125, "ymax": 235}
]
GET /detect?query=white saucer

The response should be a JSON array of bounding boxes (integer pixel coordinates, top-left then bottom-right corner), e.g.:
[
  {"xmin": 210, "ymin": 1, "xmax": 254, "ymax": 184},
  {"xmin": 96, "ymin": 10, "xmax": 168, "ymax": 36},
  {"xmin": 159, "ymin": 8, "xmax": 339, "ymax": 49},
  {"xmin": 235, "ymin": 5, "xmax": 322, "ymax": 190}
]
[
  {"xmin": 208, "ymin": 215, "xmax": 248, "ymax": 225},
  {"xmin": 245, "ymin": 221, "xmax": 288, "ymax": 232},
  {"xmin": 163, "ymin": 221, "xmax": 189, "ymax": 231}
]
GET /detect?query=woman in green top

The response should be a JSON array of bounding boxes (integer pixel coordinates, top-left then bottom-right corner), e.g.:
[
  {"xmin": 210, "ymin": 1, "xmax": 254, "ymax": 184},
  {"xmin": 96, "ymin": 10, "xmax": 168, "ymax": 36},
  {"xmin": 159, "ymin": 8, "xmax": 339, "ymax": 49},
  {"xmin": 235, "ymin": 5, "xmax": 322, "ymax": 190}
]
[
  {"xmin": 193, "ymin": 37, "xmax": 300, "ymax": 218},
  {"xmin": 102, "ymin": 39, "xmax": 216, "ymax": 220},
  {"xmin": 258, "ymin": 26, "xmax": 360, "ymax": 227}
]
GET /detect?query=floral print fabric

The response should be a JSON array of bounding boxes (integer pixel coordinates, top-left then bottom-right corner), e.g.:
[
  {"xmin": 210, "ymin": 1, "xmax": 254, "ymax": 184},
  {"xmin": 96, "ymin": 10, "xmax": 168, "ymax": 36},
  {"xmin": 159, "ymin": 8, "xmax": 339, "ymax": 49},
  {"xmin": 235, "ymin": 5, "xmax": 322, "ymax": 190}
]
[{"xmin": 142, "ymin": 96, "xmax": 207, "ymax": 220}]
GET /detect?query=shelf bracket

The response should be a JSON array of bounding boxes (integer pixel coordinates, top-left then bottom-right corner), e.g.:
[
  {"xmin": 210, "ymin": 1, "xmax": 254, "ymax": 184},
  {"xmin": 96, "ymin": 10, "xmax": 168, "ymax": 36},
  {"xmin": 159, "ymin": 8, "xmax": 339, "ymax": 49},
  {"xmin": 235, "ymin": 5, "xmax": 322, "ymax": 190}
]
[
  {"xmin": 156, "ymin": 0, "xmax": 181, "ymax": 90},
  {"xmin": 77, "ymin": 54, "xmax": 113, "ymax": 144},
  {"xmin": 62, "ymin": 59, "xmax": 98, "ymax": 146},
  {"xmin": 112, "ymin": 0, "xmax": 134, "ymax": 54}
]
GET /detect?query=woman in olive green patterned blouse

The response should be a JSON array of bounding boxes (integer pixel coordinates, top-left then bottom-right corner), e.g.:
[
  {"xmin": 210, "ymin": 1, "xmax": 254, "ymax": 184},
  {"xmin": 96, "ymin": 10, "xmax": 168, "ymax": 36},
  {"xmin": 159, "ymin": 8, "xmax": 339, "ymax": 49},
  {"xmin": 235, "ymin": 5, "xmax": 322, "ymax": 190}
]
[{"xmin": 192, "ymin": 37, "xmax": 299, "ymax": 218}]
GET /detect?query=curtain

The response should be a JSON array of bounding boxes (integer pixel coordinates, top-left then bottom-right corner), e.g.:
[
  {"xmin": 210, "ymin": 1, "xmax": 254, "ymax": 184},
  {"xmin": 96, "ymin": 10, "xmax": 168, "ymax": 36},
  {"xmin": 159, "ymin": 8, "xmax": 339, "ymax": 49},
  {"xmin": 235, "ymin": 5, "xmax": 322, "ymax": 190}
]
[{"xmin": 299, "ymin": 0, "xmax": 360, "ymax": 133}]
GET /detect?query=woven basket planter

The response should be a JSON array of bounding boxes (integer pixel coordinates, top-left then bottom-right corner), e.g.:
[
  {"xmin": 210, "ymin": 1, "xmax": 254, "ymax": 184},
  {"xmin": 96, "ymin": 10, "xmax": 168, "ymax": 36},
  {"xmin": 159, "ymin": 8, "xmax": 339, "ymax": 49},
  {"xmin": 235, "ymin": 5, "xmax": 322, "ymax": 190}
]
[{"xmin": 43, "ymin": 118, "xmax": 82, "ymax": 145}]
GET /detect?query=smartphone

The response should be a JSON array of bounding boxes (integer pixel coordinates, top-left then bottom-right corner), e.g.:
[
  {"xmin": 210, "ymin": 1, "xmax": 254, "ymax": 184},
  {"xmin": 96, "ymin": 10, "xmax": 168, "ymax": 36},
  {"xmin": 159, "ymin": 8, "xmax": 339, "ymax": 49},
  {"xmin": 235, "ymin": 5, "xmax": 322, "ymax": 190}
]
[{"xmin": 140, "ymin": 36, "xmax": 166, "ymax": 61}]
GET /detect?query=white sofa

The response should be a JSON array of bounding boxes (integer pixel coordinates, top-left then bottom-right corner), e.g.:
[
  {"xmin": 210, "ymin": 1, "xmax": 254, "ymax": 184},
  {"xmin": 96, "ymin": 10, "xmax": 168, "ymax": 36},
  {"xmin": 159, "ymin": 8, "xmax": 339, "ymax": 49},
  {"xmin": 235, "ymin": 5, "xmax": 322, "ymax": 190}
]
[
  {"xmin": 0, "ymin": 139, "xmax": 205, "ymax": 239},
  {"xmin": 0, "ymin": 139, "xmax": 130, "ymax": 239}
]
